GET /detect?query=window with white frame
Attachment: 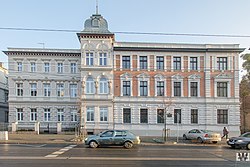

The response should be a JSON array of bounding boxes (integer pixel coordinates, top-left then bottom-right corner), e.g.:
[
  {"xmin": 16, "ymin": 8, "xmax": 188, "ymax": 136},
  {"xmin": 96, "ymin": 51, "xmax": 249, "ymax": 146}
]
[
  {"xmin": 30, "ymin": 62, "xmax": 36, "ymax": 72},
  {"xmin": 191, "ymin": 109, "xmax": 198, "ymax": 124},
  {"xmin": 30, "ymin": 83, "xmax": 37, "ymax": 96},
  {"xmin": 99, "ymin": 78, "xmax": 108, "ymax": 94},
  {"xmin": 30, "ymin": 108, "xmax": 37, "ymax": 121},
  {"xmin": 44, "ymin": 62, "xmax": 50, "ymax": 73},
  {"xmin": 57, "ymin": 83, "xmax": 64, "ymax": 97},
  {"xmin": 43, "ymin": 83, "xmax": 51, "ymax": 97},
  {"xmin": 122, "ymin": 56, "xmax": 130, "ymax": 69},
  {"xmin": 44, "ymin": 108, "xmax": 50, "ymax": 121},
  {"xmin": 57, "ymin": 63, "xmax": 63, "ymax": 73},
  {"xmin": 157, "ymin": 109, "xmax": 164, "ymax": 123},
  {"xmin": 71, "ymin": 109, "xmax": 77, "ymax": 122},
  {"xmin": 190, "ymin": 57, "xmax": 198, "ymax": 70},
  {"xmin": 100, "ymin": 107, "xmax": 108, "ymax": 122},
  {"xmin": 70, "ymin": 84, "xmax": 77, "ymax": 97},
  {"xmin": 16, "ymin": 83, "xmax": 23, "ymax": 96},
  {"xmin": 17, "ymin": 62, "xmax": 22, "ymax": 72},
  {"xmin": 156, "ymin": 81, "xmax": 164, "ymax": 96},
  {"xmin": 86, "ymin": 52, "xmax": 94, "ymax": 66},
  {"xmin": 173, "ymin": 57, "xmax": 181, "ymax": 70},
  {"xmin": 123, "ymin": 81, "xmax": 131, "ymax": 96},
  {"xmin": 190, "ymin": 82, "xmax": 198, "ymax": 97},
  {"xmin": 87, "ymin": 107, "xmax": 94, "ymax": 122},
  {"xmin": 71, "ymin": 63, "xmax": 77, "ymax": 73},
  {"xmin": 217, "ymin": 82, "xmax": 228, "ymax": 97},
  {"xmin": 174, "ymin": 82, "xmax": 181, "ymax": 97},
  {"xmin": 57, "ymin": 109, "xmax": 64, "ymax": 122},
  {"xmin": 17, "ymin": 108, "xmax": 23, "ymax": 121},
  {"xmin": 123, "ymin": 108, "xmax": 131, "ymax": 123},
  {"xmin": 140, "ymin": 109, "xmax": 148, "ymax": 123},
  {"xmin": 217, "ymin": 109, "xmax": 228, "ymax": 124},
  {"xmin": 99, "ymin": 53, "xmax": 107, "ymax": 66},
  {"xmin": 156, "ymin": 56, "xmax": 164, "ymax": 70},
  {"xmin": 139, "ymin": 56, "xmax": 147, "ymax": 70},
  {"xmin": 217, "ymin": 57, "xmax": 227, "ymax": 70},
  {"xmin": 140, "ymin": 81, "xmax": 148, "ymax": 96},
  {"xmin": 174, "ymin": 109, "xmax": 181, "ymax": 123},
  {"xmin": 86, "ymin": 77, "xmax": 95, "ymax": 94}
]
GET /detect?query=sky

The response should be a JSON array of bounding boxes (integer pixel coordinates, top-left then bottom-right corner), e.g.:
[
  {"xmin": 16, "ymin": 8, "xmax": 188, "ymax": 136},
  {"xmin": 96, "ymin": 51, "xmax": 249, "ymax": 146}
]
[{"xmin": 1, "ymin": 0, "xmax": 250, "ymax": 73}]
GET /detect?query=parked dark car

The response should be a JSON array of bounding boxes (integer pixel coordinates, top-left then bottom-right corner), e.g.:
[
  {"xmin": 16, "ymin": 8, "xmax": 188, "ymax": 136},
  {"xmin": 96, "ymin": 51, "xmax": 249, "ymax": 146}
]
[
  {"xmin": 227, "ymin": 132, "xmax": 250, "ymax": 149},
  {"xmin": 84, "ymin": 130, "xmax": 140, "ymax": 149}
]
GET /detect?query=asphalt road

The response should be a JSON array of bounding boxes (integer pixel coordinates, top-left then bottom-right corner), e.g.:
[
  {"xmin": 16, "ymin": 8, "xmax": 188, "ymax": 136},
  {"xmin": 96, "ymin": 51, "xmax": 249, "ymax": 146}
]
[{"xmin": 0, "ymin": 143, "xmax": 249, "ymax": 167}]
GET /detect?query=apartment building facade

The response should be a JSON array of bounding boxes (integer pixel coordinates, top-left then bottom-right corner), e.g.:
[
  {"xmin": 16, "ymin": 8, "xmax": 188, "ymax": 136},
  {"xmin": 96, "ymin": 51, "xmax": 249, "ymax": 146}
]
[
  {"xmin": 0, "ymin": 62, "xmax": 8, "ymax": 124},
  {"xmin": 4, "ymin": 12, "xmax": 243, "ymax": 136}
]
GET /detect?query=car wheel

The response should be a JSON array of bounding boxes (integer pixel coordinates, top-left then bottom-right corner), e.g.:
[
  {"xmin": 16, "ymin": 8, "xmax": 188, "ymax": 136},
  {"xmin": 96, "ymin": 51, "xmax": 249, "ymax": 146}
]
[
  {"xmin": 124, "ymin": 141, "xmax": 133, "ymax": 149},
  {"xmin": 247, "ymin": 143, "xmax": 250, "ymax": 150},
  {"xmin": 197, "ymin": 137, "xmax": 203, "ymax": 143},
  {"xmin": 89, "ymin": 141, "xmax": 98, "ymax": 148},
  {"xmin": 212, "ymin": 141, "xmax": 217, "ymax": 144},
  {"xmin": 230, "ymin": 145, "xmax": 235, "ymax": 149},
  {"xmin": 183, "ymin": 135, "xmax": 187, "ymax": 140}
]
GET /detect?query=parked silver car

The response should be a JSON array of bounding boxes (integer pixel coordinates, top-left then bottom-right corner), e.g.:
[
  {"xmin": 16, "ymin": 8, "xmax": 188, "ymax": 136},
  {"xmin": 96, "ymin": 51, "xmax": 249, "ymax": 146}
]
[
  {"xmin": 84, "ymin": 130, "xmax": 140, "ymax": 149},
  {"xmin": 227, "ymin": 132, "xmax": 250, "ymax": 149},
  {"xmin": 183, "ymin": 129, "xmax": 221, "ymax": 143}
]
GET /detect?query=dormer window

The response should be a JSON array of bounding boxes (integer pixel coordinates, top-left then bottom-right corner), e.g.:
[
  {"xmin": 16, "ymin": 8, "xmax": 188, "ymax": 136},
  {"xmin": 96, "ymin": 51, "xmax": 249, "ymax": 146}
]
[{"xmin": 92, "ymin": 19, "xmax": 100, "ymax": 27}]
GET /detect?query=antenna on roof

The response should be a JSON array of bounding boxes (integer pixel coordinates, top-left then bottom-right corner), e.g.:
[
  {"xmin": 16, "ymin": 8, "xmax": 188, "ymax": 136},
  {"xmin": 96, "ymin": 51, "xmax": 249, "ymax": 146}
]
[{"xmin": 96, "ymin": 0, "xmax": 99, "ymax": 14}]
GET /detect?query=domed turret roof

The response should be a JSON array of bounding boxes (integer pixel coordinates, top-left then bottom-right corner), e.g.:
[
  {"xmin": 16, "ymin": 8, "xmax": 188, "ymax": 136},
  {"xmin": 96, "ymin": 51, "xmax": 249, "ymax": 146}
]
[{"xmin": 82, "ymin": 14, "xmax": 112, "ymax": 34}]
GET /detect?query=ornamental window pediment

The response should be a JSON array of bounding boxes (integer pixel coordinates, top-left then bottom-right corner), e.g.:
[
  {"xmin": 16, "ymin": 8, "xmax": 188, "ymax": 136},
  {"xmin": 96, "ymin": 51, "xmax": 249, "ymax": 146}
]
[
  {"xmin": 154, "ymin": 74, "xmax": 165, "ymax": 81},
  {"xmin": 120, "ymin": 72, "xmax": 132, "ymax": 79},
  {"xmin": 172, "ymin": 74, "xmax": 184, "ymax": 80},
  {"xmin": 188, "ymin": 74, "xmax": 201, "ymax": 80},
  {"xmin": 214, "ymin": 73, "xmax": 233, "ymax": 79},
  {"xmin": 137, "ymin": 73, "xmax": 150, "ymax": 79}
]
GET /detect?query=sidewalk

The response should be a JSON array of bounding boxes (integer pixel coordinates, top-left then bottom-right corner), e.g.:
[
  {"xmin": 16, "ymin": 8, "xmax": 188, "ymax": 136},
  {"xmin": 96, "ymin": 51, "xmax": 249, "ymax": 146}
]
[{"xmin": 0, "ymin": 133, "xmax": 228, "ymax": 146}]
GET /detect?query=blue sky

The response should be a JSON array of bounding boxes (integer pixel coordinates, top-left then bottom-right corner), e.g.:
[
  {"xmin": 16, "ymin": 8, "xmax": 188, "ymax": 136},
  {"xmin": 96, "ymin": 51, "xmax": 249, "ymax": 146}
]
[{"xmin": 1, "ymin": 0, "xmax": 250, "ymax": 70}]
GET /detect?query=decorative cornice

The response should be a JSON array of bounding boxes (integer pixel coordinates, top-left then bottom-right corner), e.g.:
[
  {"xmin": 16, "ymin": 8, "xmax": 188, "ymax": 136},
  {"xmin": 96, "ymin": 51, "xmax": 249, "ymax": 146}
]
[{"xmin": 214, "ymin": 73, "xmax": 233, "ymax": 79}]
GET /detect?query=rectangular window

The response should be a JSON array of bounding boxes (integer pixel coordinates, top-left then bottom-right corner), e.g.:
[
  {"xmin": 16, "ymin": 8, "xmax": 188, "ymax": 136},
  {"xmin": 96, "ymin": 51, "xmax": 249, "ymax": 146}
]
[
  {"xmin": 17, "ymin": 108, "xmax": 23, "ymax": 121},
  {"xmin": 157, "ymin": 109, "xmax": 165, "ymax": 123},
  {"xmin": 86, "ymin": 52, "xmax": 94, "ymax": 66},
  {"xmin": 140, "ymin": 56, "xmax": 147, "ymax": 70},
  {"xmin": 30, "ymin": 108, "xmax": 37, "ymax": 121},
  {"xmin": 217, "ymin": 82, "xmax": 228, "ymax": 97},
  {"xmin": 157, "ymin": 81, "xmax": 164, "ymax": 96},
  {"xmin": 87, "ymin": 107, "xmax": 94, "ymax": 122},
  {"xmin": 140, "ymin": 109, "xmax": 148, "ymax": 123},
  {"xmin": 57, "ymin": 63, "xmax": 63, "ymax": 73},
  {"xmin": 71, "ymin": 109, "xmax": 77, "ymax": 122},
  {"xmin": 99, "ymin": 78, "xmax": 108, "ymax": 94},
  {"xmin": 71, "ymin": 63, "xmax": 77, "ymax": 73},
  {"xmin": 44, "ymin": 108, "xmax": 50, "ymax": 121},
  {"xmin": 217, "ymin": 57, "xmax": 227, "ymax": 70},
  {"xmin": 44, "ymin": 63, "xmax": 50, "ymax": 73},
  {"xmin": 123, "ymin": 81, "xmax": 131, "ymax": 96},
  {"xmin": 30, "ymin": 83, "xmax": 37, "ymax": 96},
  {"xmin": 140, "ymin": 81, "xmax": 148, "ymax": 96},
  {"xmin": 190, "ymin": 82, "xmax": 198, "ymax": 97},
  {"xmin": 190, "ymin": 57, "xmax": 198, "ymax": 70},
  {"xmin": 122, "ymin": 56, "xmax": 130, "ymax": 69},
  {"xmin": 57, "ymin": 109, "xmax": 64, "ymax": 122},
  {"xmin": 100, "ymin": 107, "xmax": 108, "ymax": 122},
  {"xmin": 17, "ymin": 62, "xmax": 22, "ymax": 72},
  {"xmin": 173, "ymin": 57, "xmax": 181, "ymax": 70},
  {"xmin": 174, "ymin": 109, "xmax": 181, "ymax": 123},
  {"xmin": 174, "ymin": 82, "xmax": 181, "ymax": 97},
  {"xmin": 156, "ymin": 56, "xmax": 164, "ymax": 70},
  {"xmin": 99, "ymin": 53, "xmax": 107, "ymax": 66},
  {"xmin": 217, "ymin": 109, "xmax": 228, "ymax": 124},
  {"xmin": 191, "ymin": 109, "xmax": 198, "ymax": 124},
  {"xmin": 70, "ymin": 84, "xmax": 77, "ymax": 97},
  {"xmin": 31, "ymin": 62, "xmax": 36, "ymax": 72},
  {"xmin": 16, "ymin": 83, "xmax": 23, "ymax": 96},
  {"xmin": 123, "ymin": 108, "xmax": 131, "ymax": 123},
  {"xmin": 43, "ymin": 83, "xmax": 51, "ymax": 97},
  {"xmin": 57, "ymin": 83, "xmax": 64, "ymax": 97}
]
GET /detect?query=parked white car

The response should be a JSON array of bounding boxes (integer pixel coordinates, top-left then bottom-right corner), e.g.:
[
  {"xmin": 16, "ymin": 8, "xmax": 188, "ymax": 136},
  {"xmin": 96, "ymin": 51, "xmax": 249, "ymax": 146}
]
[{"xmin": 183, "ymin": 129, "xmax": 221, "ymax": 143}]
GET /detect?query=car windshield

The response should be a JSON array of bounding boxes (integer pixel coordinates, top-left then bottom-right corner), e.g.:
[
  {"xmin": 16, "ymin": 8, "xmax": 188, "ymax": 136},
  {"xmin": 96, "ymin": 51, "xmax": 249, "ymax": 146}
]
[
  {"xmin": 200, "ymin": 130, "xmax": 213, "ymax": 133},
  {"xmin": 239, "ymin": 133, "xmax": 250, "ymax": 137}
]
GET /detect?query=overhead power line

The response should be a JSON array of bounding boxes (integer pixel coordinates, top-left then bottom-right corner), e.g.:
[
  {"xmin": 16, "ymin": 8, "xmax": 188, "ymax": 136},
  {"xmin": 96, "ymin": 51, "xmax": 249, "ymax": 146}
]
[{"xmin": 1, "ymin": 27, "xmax": 250, "ymax": 38}]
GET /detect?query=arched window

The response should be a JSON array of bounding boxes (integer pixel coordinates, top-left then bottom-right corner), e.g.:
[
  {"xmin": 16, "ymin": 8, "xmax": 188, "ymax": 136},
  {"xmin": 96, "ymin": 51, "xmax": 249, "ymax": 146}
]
[
  {"xmin": 99, "ymin": 78, "xmax": 108, "ymax": 94},
  {"xmin": 86, "ymin": 77, "xmax": 95, "ymax": 94}
]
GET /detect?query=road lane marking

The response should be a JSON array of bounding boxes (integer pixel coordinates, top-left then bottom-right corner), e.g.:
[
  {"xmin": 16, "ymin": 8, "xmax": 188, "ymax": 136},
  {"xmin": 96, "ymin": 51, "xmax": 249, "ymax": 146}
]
[
  {"xmin": 0, "ymin": 156, "xmax": 227, "ymax": 161},
  {"xmin": 0, "ymin": 144, "xmax": 47, "ymax": 148},
  {"xmin": 45, "ymin": 145, "xmax": 76, "ymax": 158}
]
